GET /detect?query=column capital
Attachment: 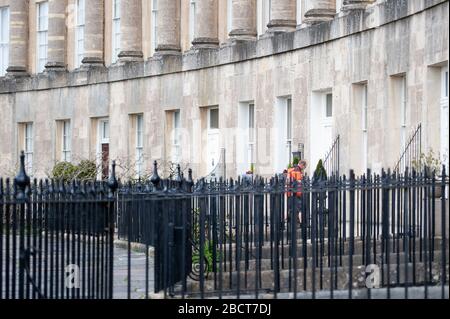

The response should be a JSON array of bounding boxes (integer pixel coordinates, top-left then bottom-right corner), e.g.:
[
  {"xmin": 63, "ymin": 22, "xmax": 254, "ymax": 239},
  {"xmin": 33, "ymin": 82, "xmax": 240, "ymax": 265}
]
[
  {"xmin": 342, "ymin": 0, "xmax": 375, "ymax": 11},
  {"xmin": 82, "ymin": 0, "xmax": 105, "ymax": 68},
  {"xmin": 229, "ymin": 0, "xmax": 257, "ymax": 41},
  {"xmin": 192, "ymin": 0, "xmax": 220, "ymax": 49},
  {"xmin": 267, "ymin": 0, "xmax": 297, "ymax": 33},
  {"xmin": 304, "ymin": 0, "xmax": 336, "ymax": 24},
  {"xmin": 118, "ymin": 0, "xmax": 144, "ymax": 62},
  {"xmin": 155, "ymin": 0, "xmax": 181, "ymax": 56},
  {"xmin": 6, "ymin": 0, "xmax": 29, "ymax": 77},
  {"xmin": 45, "ymin": 0, "xmax": 67, "ymax": 71}
]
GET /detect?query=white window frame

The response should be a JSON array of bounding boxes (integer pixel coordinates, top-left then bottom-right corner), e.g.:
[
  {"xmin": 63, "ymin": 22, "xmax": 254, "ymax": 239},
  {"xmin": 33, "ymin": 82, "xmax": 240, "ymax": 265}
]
[
  {"xmin": 136, "ymin": 114, "xmax": 144, "ymax": 177},
  {"xmin": 0, "ymin": 6, "xmax": 10, "ymax": 76},
  {"xmin": 440, "ymin": 66, "xmax": 449, "ymax": 173},
  {"xmin": 296, "ymin": 0, "xmax": 302, "ymax": 26},
  {"xmin": 257, "ymin": 0, "xmax": 271, "ymax": 37},
  {"xmin": 227, "ymin": 0, "xmax": 233, "ymax": 35},
  {"xmin": 336, "ymin": 0, "xmax": 342, "ymax": 13},
  {"xmin": 248, "ymin": 103, "xmax": 255, "ymax": 168},
  {"xmin": 172, "ymin": 110, "xmax": 181, "ymax": 164},
  {"xmin": 112, "ymin": 0, "xmax": 121, "ymax": 63},
  {"xmin": 24, "ymin": 123, "xmax": 34, "ymax": 174},
  {"xmin": 274, "ymin": 96, "xmax": 292, "ymax": 172},
  {"xmin": 37, "ymin": 1, "xmax": 49, "ymax": 73},
  {"xmin": 151, "ymin": 0, "xmax": 158, "ymax": 55},
  {"xmin": 400, "ymin": 75, "xmax": 407, "ymax": 149},
  {"xmin": 189, "ymin": 0, "xmax": 196, "ymax": 45},
  {"xmin": 62, "ymin": 120, "xmax": 72, "ymax": 162},
  {"xmin": 75, "ymin": 0, "xmax": 85, "ymax": 68},
  {"xmin": 100, "ymin": 119, "xmax": 110, "ymax": 144},
  {"xmin": 286, "ymin": 98, "xmax": 293, "ymax": 164},
  {"xmin": 361, "ymin": 84, "xmax": 368, "ymax": 172},
  {"xmin": 206, "ymin": 107, "xmax": 220, "ymax": 172},
  {"xmin": 97, "ymin": 118, "xmax": 110, "ymax": 179}
]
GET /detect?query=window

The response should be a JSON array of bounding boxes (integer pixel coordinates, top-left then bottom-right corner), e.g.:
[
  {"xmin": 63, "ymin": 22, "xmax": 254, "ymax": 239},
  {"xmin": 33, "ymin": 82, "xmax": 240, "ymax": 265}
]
[
  {"xmin": 361, "ymin": 84, "xmax": 368, "ymax": 172},
  {"xmin": 209, "ymin": 108, "xmax": 219, "ymax": 129},
  {"xmin": 136, "ymin": 114, "xmax": 144, "ymax": 177},
  {"xmin": 24, "ymin": 123, "xmax": 33, "ymax": 174},
  {"xmin": 62, "ymin": 120, "xmax": 71, "ymax": 162},
  {"xmin": 98, "ymin": 119, "xmax": 110, "ymax": 180},
  {"xmin": 227, "ymin": 0, "xmax": 233, "ymax": 34},
  {"xmin": 440, "ymin": 66, "xmax": 449, "ymax": 180},
  {"xmin": 248, "ymin": 103, "xmax": 255, "ymax": 167},
  {"xmin": 274, "ymin": 97, "xmax": 292, "ymax": 172},
  {"xmin": 0, "ymin": 6, "xmax": 9, "ymax": 76},
  {"xmin": 400, "ymin": 76, "xmax": 407, "ymax": 148},
  {"xmin": 286, "ymin": 98, "xmax": 293, "ymax": 163},
  {"xmin": 257, "ymin": 0, "xmax": 271, "ymax": 36},
  {"xmin": 37, "ymin": 1, "xmax": 49, "ymax": 73},
  {"xmin": 172, "ymin": 110, "xmax": 181, "ymax": 163},
  {"xmin": 75, "ymin": 0, "xmax": 85, "ymax": 68},
  {"xmin": 189, "ymin": 0, "xmax": 196, "ymax": 44},
  {"xmin": 326, "ymin": 93, "xmax": 333, "ymax": 118},
  {"xmin": 296, "ymin": 0, "xmax": 302, "ymax": 25},
  {"xmin": 112, "ymin": 0, "xmax": 121, "ymax": 63},
  {"xmin": 336, "ymin": 0, "xmax": 342, "ymax": 13},
  {"xmin": 101, "ymin": 120, "xmax": 110, "ymax": 141},
  {"xmin": 442, "ymin": 67, "xmax": 449, "ymax": 99},
  {"xmin": 151, "ymin": 0, "xmax": 157, "ymax": 54}
]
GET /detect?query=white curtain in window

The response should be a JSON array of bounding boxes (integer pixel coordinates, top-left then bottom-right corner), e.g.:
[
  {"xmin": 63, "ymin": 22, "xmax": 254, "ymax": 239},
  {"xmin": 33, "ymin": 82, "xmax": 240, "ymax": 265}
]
[
  {"xmin": 112, "ymin": 0, "xmax": 121, "ymax": 63},
  {"xmin": 75, "ymin": 0, "xmax": 85, "ymax": 67},
  {"xmin": 0, "ymin": 7, "xmax": 10, "ymax": 76},
  {"xmin": 37, "ymin": 2, "xmax": 49, "ymax": 73},
  {"xmin": 151, "ymin": 0, "xmax": 157, "ymax": 54}
]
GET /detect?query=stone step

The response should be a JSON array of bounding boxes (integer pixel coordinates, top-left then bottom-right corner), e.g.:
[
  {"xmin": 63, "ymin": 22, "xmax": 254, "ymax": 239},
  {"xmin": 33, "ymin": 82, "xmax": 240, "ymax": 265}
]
[
  {"xmin": 185, "ymin": 261, "xmax": 449, "ymax": 294},
  {"xmin": 215, "ymin": 250, "xmax": 449, "ymax": 272},
  {"xmin": 211, "ymin": 237, "xmax": 444, "ymax": 260}
]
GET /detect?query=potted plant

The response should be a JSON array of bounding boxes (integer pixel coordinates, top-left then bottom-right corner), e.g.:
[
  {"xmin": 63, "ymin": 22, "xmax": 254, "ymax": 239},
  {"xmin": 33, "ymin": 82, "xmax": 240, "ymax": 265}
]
[
  {"xmin": 412, "ymin": 149, "xmax": 445, "ymax": 198},
  {"xmin": 313, "ymin": 159, "xmax": 328, "ymax": 183}
]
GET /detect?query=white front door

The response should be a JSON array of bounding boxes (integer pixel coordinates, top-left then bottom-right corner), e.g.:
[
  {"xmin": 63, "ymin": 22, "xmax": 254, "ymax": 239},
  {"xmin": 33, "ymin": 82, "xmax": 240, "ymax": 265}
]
[
  {"xmin": 310, "ymin": 92, "xmax": 333, "ymax": 175},
  {"xmin": 441, "ymin": 66, "xmax": 449, "ymax": 174},
  {"xmin": 97, "ymin": 119, "xmax": 110, "ymax": 180},
  {"xmin": 207, "ymin": 108, "xmax": 220, "ymax": 173},
  {"xmin": 274, "ymin": 97, "xmax": 292, "ymax": 173}
]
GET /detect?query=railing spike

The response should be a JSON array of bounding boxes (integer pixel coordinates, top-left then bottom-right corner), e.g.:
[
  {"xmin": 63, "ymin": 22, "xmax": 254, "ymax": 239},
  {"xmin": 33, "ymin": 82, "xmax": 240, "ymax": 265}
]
[
  {"xmin": 14, "ymin": 151, "xmax": 30, "ymax": 200},
  {"xmin": 108, "ymin": 160, "xmax": 119, "ymax": 194}
]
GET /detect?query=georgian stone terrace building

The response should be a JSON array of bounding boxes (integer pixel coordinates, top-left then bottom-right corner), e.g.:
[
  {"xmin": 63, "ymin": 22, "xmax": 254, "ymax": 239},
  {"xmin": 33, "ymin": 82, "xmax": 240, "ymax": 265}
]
[{"xmin": 0, "ymin": 0, "xmax": 448, "ymax": 180}]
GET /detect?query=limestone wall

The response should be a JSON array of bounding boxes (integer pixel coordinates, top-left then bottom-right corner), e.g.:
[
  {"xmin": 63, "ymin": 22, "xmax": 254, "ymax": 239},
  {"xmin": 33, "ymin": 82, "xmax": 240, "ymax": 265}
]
[{"xmin": 0, "ymin": 0, "xmax": 448, "ymax": 179}]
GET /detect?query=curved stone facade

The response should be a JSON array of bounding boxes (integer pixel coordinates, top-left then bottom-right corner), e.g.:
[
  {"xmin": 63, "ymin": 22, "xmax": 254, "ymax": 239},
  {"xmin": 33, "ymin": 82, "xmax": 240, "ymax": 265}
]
[{"xmin": 0, "ymin": 0, "xmax": 448, "ymax": 179}]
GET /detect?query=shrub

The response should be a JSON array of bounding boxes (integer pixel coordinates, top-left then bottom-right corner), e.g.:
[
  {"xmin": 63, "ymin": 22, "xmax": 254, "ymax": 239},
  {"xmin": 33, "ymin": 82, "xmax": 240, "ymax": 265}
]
[
  {"xmin": 75, "ymin": 160, "xmax": 97, "ymax": 180},
  {"xmin": 52, "ymin": 162, "xmax": 78, "ymax": 182},
  {"xmin": 313, "ymin": 159, "xmax": 327, "ymax": 182},
  {"xmin": 51, "ymin": 160, "xmax": 98, "ymax": 182},
  {"xmin": 293, "ymin": 157, "xmax": 300, "ymax": 166}
]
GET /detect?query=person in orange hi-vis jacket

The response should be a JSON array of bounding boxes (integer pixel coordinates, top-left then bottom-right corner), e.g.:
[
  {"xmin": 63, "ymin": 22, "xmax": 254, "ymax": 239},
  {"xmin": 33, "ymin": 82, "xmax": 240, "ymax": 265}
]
[{"xmin": 286, "ymin": 160, "xmax": 307, "ymax": 224}]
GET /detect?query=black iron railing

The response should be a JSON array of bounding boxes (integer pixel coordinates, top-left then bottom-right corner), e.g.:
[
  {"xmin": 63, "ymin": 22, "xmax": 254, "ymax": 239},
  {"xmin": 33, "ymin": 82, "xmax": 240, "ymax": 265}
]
[
  {"xmin": 394, "ymin": 123, "xmax": 422, "ymax": 173},
  {"xmin": 1, "ymin": 152, "xmax": 449, "ymax": 299},
  {"xmin": 0, "ymin": 152, "xmax": 117, "ymax": 299},
  {"xmin": 323, "ymin": 135, "xmax": 340, "ymax": 176},
  {"xmin": 115, "ymin": 163, "xmax": 449, "ymax": 299}
]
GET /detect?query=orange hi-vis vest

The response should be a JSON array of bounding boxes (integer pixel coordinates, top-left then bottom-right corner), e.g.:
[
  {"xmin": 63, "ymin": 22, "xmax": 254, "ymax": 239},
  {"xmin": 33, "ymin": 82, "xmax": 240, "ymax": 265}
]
[{"xmin": 287, "ymin": 168, "xmax": 303, "ymax": 197}]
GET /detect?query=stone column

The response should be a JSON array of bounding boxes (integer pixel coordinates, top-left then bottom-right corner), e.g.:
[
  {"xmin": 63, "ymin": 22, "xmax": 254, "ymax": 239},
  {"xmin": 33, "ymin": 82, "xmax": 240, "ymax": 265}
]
[
  {"xmin": 6, "ymin": 0, "xmax": 29, "ymax": 77},
  {"xmin": 192, "ymin": 0, "xmax": 219, "ymax": 49},
  {"xmin": 304, "ymin": 0, "xmax": 336, "ymax": 24},
  {"xmin": 82, "ymin": 0, "xmax": 104, "ymax": 67},
  {"xmin": 118, "ymin": 0, "xmax": 143, "ymax": 62},
  {"xmin": 45, "ymin": 0, "xmax": 67, "ymax": 71},
  {"xmin": 229, "ymin": 0, "xmax": 257, "ymax": 41},
  {"xmin": 342, "ymin": 0, "xmax": 374, "ymax": 11},
  {"xmin": 155, "ymin": 0, "xmax": 181, "ymax": 55},
  {"xmin": 267, "ymin": 0, "xmax": 296, "ymax": 33}
]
